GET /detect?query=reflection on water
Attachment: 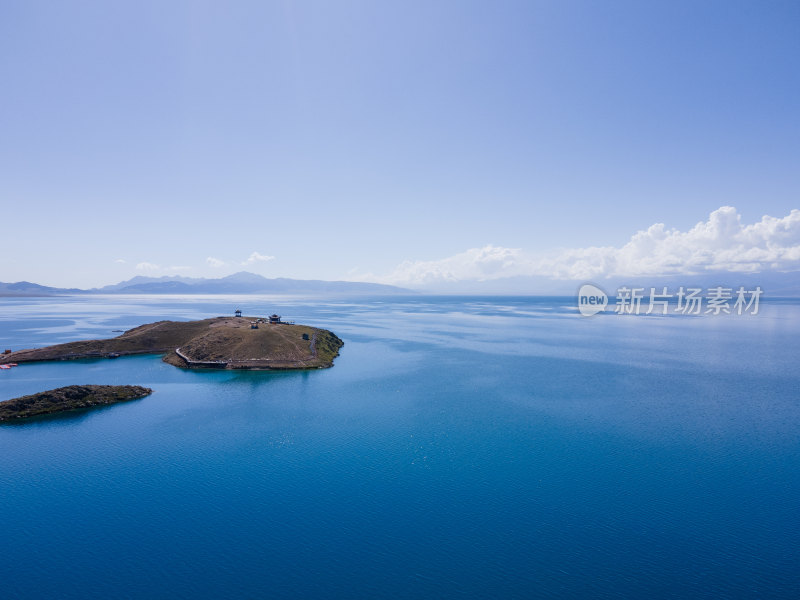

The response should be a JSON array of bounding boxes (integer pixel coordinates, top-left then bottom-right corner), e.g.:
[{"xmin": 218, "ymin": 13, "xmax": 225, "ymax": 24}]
[{"xmin": 1, "ymin": 294, "xmax": 799, "ymax": 599}]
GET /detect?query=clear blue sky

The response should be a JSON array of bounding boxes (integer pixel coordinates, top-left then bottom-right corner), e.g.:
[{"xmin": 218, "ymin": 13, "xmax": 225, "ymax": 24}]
[{"xmin": 1, "ymin": 0, "xmax": 798, "ymax": 288}]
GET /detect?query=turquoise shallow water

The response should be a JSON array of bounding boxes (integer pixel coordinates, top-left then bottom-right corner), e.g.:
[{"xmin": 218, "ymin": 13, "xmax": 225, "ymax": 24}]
[{"xmin": 1, "ymin": 295, "xmax": 799, "ymax": 599}]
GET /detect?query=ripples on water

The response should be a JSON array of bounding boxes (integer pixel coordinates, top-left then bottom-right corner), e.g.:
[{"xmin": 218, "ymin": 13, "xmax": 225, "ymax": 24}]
[{"xmin": 1, "ymin": 295, "xmax": 799, "ymax": 599}]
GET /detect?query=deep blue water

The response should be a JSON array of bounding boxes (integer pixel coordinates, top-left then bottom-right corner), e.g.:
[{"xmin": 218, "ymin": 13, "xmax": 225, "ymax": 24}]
[{"xmin": 1, "ymin": 294, "xmax": 799, "ymax": 599}]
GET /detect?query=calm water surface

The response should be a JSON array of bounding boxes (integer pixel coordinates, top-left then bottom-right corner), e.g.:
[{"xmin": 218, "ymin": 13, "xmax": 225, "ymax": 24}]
[{"xmin": 1, "ymin": 295, "xmax": 799, "ymax": 599}]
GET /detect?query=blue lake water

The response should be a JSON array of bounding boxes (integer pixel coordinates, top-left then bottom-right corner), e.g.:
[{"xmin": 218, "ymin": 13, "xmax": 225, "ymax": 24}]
[{"xmin": 1, "ymin": 294, "xmax": 799, "ymax": 599}]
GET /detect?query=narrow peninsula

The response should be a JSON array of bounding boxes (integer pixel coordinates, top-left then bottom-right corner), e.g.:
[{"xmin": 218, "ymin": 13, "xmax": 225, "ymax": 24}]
[
  {"xmin": 0, "ymin": 315, "xmax": 343, "ymax": 371},
  {"xmin": 0, "ymin": 385, "xmax": 153, "ymax": 422}
]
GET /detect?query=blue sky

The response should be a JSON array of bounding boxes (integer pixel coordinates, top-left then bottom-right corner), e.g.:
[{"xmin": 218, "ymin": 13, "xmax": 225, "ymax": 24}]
[{"xmin": 1, "ymin": 0, "xmax": 798, "ymax": 289}]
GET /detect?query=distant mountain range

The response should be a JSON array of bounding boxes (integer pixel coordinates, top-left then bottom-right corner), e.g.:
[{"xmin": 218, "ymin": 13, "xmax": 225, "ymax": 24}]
[
  {"xmin": 2, "ymin": 270, "xmax": 798, "ymax": 297},
  {"xmin": 0, "ymin": 272, "xmax": 412, "ymax": 296}
]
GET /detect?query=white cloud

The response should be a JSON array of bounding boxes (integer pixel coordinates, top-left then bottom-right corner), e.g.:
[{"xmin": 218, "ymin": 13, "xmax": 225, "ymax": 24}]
[
  {"xmin": 114, "ymin": 258, "xmax": 126, "ymax": 264},
  {"xmin": 368, "ymin": 207, "xmax": 800, "ymax": 287},
  {"xmin": 598, "ymin": 206, "xmax": 800, "ymax": 277},
  {"xmin": 379, "ymin": 245, "xmax": 525, "ymax": 286},
  {"xmin": 135, "ymin": 262, "xmax": 161, "ymax": 272},
  {"xmin": 206, "ymin": 257, "xmax": 226, "ymax": 268},
  {"xmin": 165, "ymin": 265, "xmax": 191, "ymax": 272},
  {"xmin": 242, "ymin": 251, "xmax": 275, "ymax": 265}
]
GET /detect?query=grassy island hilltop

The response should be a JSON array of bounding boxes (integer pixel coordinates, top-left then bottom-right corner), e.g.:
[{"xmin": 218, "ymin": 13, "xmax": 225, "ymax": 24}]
[
  {"xmin": 0, "ymin": 385, "xmax": 153, "ymax": 421},
  {"xmin": 0, "ymin": 316, "xmax": 344, "ymax": 370}
]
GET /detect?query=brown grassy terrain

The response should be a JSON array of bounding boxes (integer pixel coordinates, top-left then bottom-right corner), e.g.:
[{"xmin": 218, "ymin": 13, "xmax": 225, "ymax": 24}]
[
  {"xmin": 0, "ymin": 317, "xmax": 343, "ymax": 370},
  {"xmin": 0, "ymin": 385, "xmax": 153, "ymax": 421}
]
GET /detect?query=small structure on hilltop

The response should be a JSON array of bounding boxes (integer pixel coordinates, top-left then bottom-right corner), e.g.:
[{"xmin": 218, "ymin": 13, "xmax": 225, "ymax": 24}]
[
  {"xmin": 235, "ymin": 309, "xmax": 242, "ymax": 318},
  {"xmin": 269, "ymin": 314, "xmax": 282, "ymax": 324}
]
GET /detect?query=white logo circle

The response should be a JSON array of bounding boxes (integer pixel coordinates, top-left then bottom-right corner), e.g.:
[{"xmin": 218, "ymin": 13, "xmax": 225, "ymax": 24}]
[{"xmin": 578, "ymin": 284, "xmax": 608, "ymax": 316}]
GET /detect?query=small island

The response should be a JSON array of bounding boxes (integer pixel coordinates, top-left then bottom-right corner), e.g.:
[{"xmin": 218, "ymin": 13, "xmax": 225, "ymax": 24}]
[
  {"xmin": 0, "ymin": 385, "xmax": 153, "ymax": 422},
  {"xmin": 0, "ymin": 315, "xmax": 344, "ymax": 370}
]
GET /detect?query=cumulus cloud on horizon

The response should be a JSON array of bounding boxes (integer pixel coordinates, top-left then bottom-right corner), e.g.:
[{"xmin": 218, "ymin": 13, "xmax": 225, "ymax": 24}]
[
  {"xmin": 206, "ymin": 257, "xmax": 226, "ymax": 268},
  {"xmin": 362, "ymin": 207, "xmax": 800, "ymax": 287},
  {"xmin": 242, "ymin": 251, "xmax": 275, "ymax": 265}
]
